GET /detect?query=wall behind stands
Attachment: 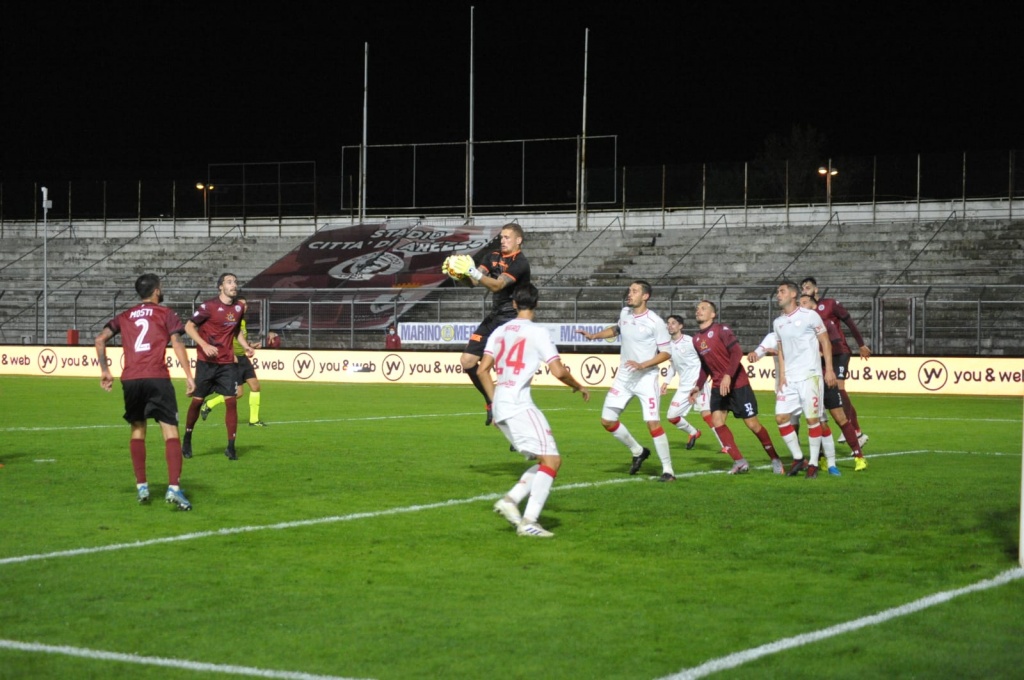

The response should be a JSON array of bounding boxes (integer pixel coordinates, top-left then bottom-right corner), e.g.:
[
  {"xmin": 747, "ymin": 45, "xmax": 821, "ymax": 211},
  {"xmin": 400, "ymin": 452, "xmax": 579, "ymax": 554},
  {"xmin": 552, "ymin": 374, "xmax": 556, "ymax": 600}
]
[{"xmin": 2, "ymin": 345, "xmax": 1021, "ymax": 397}]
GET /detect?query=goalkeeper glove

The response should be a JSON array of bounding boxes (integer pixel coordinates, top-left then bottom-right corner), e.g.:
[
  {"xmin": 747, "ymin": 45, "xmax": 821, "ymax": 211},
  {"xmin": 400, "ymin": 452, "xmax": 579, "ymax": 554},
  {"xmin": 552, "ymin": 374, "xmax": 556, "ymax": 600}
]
[{"xmin": 451, "ymin": 254, "xmax": 483, "ymax": 281}]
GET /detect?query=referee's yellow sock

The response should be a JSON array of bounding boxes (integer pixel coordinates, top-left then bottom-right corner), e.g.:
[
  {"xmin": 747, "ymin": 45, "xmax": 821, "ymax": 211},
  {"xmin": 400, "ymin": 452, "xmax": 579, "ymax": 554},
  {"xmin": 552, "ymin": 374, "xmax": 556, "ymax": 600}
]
[
  {"xmin": 249, "ymin": 391, "xmax": 261, "ymax": 423},
  {"xmin": 206, "ymin": 394, "xmax": 226, "ymax": 411}
]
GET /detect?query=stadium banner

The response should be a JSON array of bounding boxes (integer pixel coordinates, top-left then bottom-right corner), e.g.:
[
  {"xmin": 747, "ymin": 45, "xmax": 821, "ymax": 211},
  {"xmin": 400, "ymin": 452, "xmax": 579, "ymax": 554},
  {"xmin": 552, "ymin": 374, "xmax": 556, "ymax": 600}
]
[
  {"xmin": 397, "ymin": 321, "xmax": 620, "ymax": 345},
  {"xmin": 245, "ymin": 222, "xmax": 502, "ymax": 331},
  {"xmin": 1, "ymin": 345, "xmax": 1022, "ymax": 396}
]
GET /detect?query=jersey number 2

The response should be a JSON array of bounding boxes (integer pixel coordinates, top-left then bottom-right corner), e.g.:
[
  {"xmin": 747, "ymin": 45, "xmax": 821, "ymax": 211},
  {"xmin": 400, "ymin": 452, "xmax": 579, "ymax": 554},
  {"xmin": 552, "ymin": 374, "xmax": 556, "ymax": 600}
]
[{"xmin": 134, "ymin": 319, "xmax": 152, "ymax": 353}]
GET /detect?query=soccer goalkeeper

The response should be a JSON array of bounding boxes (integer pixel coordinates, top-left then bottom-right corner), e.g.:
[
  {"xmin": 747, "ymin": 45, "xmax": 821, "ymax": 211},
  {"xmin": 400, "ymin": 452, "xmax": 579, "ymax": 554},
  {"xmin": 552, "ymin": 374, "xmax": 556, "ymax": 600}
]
[{"xmin": 449, "ymin": 222, "xmax": 531, "ymax": 426}]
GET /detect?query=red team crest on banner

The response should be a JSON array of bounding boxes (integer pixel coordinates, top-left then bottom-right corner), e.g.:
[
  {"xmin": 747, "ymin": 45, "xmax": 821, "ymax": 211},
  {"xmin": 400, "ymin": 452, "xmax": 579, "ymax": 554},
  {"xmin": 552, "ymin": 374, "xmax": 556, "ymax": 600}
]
[{"xmin": 245, "ymin": 222, "xmax": 500, "ymax": 330}]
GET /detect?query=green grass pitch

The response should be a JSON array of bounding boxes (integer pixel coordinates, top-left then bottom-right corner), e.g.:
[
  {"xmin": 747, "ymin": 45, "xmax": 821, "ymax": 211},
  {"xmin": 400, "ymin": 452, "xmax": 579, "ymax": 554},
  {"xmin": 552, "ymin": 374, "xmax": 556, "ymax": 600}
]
[{"xmin": 1, "ymin": 375, "xmax": 1023, "ymax": 679}]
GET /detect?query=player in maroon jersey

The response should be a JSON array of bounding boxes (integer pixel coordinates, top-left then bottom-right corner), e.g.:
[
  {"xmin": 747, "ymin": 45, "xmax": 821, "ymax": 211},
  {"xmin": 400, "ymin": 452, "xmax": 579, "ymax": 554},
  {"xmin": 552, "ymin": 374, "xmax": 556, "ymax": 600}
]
[
  {"xmin": 689, "ymin": 300, "xmax": 784, "ymax": 475},
  {"xmin": 182, "ymin": 272, "xmax": 254, "ymax": 461},
  {"xmin": 800, "ymin": 277, "xmax": 870, "ymax": 453},
  {"xmin": 95, "ymin": 273, "xmax": 196, "ymax": 510}
]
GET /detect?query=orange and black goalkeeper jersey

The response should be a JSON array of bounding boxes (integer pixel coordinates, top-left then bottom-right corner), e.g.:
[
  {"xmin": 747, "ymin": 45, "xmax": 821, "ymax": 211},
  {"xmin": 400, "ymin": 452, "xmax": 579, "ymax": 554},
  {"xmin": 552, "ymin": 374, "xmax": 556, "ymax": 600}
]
[{"xmin": 480, "ymin": 249, "xmax": 530, "ymax": 313}]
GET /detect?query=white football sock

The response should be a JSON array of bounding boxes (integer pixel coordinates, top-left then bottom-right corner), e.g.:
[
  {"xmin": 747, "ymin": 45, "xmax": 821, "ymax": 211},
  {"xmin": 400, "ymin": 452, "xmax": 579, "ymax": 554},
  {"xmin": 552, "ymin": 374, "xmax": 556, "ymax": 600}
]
[
  {"xmin": 523, "ymin": 468, "xmax": 555, "ymax": 523},
  {"xmin": 507, "ymin": 464, "xmax": 538, "ymax": 504}
]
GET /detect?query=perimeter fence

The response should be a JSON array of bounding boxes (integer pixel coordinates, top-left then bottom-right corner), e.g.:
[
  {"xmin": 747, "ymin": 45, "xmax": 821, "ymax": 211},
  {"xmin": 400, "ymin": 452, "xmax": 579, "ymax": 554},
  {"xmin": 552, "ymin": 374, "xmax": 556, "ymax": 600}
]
[
  {"xmin": 3, "ymin": 284, "xmax": 1021, "ymax": 358},
  {"xmin": 2, "ymin": 148, "xmax": 1020, "ymax": 229}
]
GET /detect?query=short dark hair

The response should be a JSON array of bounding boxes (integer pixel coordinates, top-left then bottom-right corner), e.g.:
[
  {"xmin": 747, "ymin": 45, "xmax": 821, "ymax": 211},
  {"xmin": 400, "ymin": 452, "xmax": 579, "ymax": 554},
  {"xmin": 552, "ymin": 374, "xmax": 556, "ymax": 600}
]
[
  {"xmin": 779, "ymin": 280, "xmax": 800, "ymax": 295},
  {"xmin": 512, "ymin": 282, "xmax": 539, "ymax": 311},
  {"xmin": 698, "ymin": 299, "xmax": 717, "ymax": 314},
  {"xmin": 501, "ymin": 222, "xmax": 524, "ymax": 241},
  {"xmin": 632, "ymin": 280, "xmax": 653, "ymax": 298},
  {"xmin": 800, "ymin": 276, "xmax": 818, "ymax": 288},
  {"xmin": 667, "ymin": 314, "xmax": 685, "ymax": 326},
  {"xmin": 799, "ymin": 293, "xmax": 818, "ymax": 304},
  {"xmin": 135, "ymin": 273, "xmax": 160, "ymax": 299},
  {"xmin": 217, "ymin": 272, "xmax": 237, "ymax": 288}
]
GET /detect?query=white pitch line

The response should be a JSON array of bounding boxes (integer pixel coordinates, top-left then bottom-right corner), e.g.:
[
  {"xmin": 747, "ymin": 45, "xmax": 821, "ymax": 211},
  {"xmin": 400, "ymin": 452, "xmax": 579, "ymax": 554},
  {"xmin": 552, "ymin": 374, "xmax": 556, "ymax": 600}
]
[
  {"xmin": 0, "ymin": 639, "xmax": 371, "ymax": 680},
  {"xmin": 659, "ymin": 567, "xmax": 1024, "ymax": 680},
  {"xmin": 2, "ymin": 449, "xmax": 1021, "ymax": 679},
  {"xmin": 0, "ymin": 409, "xmax": 571, "ymax": 433},
  {"xmin": 2, "ymin": 449, "xmax": 1018, "ymax": 567},
  {"xmin": 0, "ymin": 478, "xmax": 644, "ymax": 567}
]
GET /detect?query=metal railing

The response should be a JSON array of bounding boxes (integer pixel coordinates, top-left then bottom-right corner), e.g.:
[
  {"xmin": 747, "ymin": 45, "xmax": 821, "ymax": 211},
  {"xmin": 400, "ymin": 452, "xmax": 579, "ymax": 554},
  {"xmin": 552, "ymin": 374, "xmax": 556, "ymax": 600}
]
[
  {"xmin": 1, "ymin": 148, "xmax": 1019, "ymax": 228},
  {"xmin": 2, "ymin": 284, "xmax": 1021, "ymax": 357}
]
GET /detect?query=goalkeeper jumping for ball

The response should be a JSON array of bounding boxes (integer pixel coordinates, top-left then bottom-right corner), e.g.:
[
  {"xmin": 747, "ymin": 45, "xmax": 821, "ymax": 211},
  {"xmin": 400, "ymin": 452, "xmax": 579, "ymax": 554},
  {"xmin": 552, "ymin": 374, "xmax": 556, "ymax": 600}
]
[{"xmin": 443, "ymin": 222, "xmax": 531, "ymax": 426}]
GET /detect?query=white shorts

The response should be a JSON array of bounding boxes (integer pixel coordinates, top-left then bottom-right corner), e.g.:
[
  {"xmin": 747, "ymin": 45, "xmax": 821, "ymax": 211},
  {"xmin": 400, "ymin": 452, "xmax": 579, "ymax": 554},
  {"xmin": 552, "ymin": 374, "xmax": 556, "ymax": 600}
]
[
  {"xmin": 694, "ymin": 379, "xmax": 712, "ymax": 413},
  {"xmin": 602, "ymin": 372, "xmax": 661, "ymax": 422},
  {"xmin": 775, "ymin": 375, "xmax": 824, "ymax": 420},
  {"xmin": 495, "ymin": 406, "xmax": 560, "ymax": 458},
  {"xmin": 666, "ymin": 388, "xmax": 696, "ymax": 420}
]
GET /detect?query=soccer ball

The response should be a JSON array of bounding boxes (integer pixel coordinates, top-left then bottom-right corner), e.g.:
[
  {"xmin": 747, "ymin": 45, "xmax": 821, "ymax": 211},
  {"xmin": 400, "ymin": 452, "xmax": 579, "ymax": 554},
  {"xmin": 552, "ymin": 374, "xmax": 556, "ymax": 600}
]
[
  {"xmin": 265, "ymin": 333, "xmax": 282, "ymax": 349},
  {"xmin": 442, "ymin": 255, "xmax": 467, "ymax": 281}
]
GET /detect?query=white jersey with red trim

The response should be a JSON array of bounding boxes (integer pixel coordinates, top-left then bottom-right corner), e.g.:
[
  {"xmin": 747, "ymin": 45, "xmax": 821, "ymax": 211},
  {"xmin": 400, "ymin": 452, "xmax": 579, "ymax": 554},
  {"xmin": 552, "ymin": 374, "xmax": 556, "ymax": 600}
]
[
  {"xmin": 772, "ymin": 307, "xmax": 826, "ymax": 382},
  {"xmin": 483, "ymin": 318, "xmax": 559, "ymax": 420},
  {"xmin": 664, "ymin": 333, "xmax": 701, "ymax": 391},
  {"xmin": 616, "ymin": 306, "xmax": 671, "ymax": 388}
]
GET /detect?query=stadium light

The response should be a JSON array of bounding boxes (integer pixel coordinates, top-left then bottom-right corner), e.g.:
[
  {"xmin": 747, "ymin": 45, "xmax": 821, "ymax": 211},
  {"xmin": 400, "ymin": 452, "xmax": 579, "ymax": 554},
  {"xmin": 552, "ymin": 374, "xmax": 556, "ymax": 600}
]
[
  {"xmin": 195, "ymin": 182, "xmax": 215, "ymax": 220},
  {"xmin": 818, "ymin": 162, "xmax": 838, "ymax": 216}
]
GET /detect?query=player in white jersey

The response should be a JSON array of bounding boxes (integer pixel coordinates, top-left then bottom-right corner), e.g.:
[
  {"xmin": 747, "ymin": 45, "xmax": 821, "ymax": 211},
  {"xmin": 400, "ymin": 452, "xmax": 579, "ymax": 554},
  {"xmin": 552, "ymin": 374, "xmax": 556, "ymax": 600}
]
[
  {"xmin": 575, "ymin": 280, "xmax": 675, "ymax": 481},
  {"xmin": 660, "ymin": 314, "xmax": 703, "ymax": 450},
  {"xmin": 478, "ymin": 283, "xmax": 590, "ymax": 538},
  {"xmin": 772, "ymin": 281, "xmax": 836, "ymax": 478}
]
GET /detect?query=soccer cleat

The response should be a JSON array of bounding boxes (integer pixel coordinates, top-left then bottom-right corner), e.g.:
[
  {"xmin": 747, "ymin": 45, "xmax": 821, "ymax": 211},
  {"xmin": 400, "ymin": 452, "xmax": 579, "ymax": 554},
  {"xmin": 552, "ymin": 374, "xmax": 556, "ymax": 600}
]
[
  {"xmin": 685, "ymin": 430, "xmax": 702, "ymax": 450},
  {"xmin": 628, "ymin": 448, "xmax": 651, "ymax": 475},
  {"xmin": 165, "ymin": 487, "xmax": 192, "ymax": 511},
  {"xmin": 224, "ymin": 446, "xmax": 238, "ymax": 461},
  {"xmin": 806, "ymin": 465, "xmax": 819, "ymax": 479},
  {"xmin": 484, "ymin": 407, "xmax": 493, "ymax": 426},
  {"xmin": 771, "ymin": 458, "xmax": 784, "ymax": 475},
  {"xmin": 517, "ymin": 521, "xmax": 554, "ymax": 538},
  {"xmin": 837, "ymin": 433, "xmax": 846, "ymax": 444},
  {"xmin": 857, "ymin": 433, "xmax": 869, "ymax": 448},
  {"xmin": 493, "ymin": 498, "xmax": 522, "ymax": 527},
  {"xmin": 200, "ymin": 404, "xmax": 212, "ymax": 421},
  {"xmin": 854, "ymin": 456, "xmax": 868, "ymax": 472},
  {"xmin": 137, "ymin": 483, "xmax": 150, "ymax": 504},
  {"xmin": 181, "ymin": 438, "xmax": 192, "ymax": 459},
  {"xmin": 787, "ymin": 459, "xmax": 807, "ymax": 477},
  {"xmin": 249, "ymin": 421, "xmax": 268, "ymax": 427},
  {"xmin": 828, "ymin": 465, "xmax": 842, "ymax": 476},
  {"xmin": 728, "ymin": 461, "xmax": 750, "ymax": 475},
  {"xmin": 657, "ymin": 472, "xmax": 676, "ymax": 482}
]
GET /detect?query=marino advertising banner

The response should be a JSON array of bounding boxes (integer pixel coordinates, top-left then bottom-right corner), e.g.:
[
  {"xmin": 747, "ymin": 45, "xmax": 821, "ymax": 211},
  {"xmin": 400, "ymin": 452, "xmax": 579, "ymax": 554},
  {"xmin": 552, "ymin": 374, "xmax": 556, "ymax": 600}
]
[{"xmin": 396, "ymin": 321, "xmax": 621, "ymax": 345}]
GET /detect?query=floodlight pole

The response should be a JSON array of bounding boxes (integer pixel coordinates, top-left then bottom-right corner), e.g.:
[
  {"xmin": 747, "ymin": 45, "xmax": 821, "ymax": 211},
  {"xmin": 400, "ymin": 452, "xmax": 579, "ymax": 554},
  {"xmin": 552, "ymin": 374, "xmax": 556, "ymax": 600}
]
[
  {"xmin": 578, "ymin": 28, "xmax": 589, "ymax": 231},
  {"xmin": 467, "ymin": 6, "xmax": 475, "ymax": 220},
  {"xmin": 359, "ymin": 43, "xmax": 369, "ymax": 223},
  {"xmin": 41, "ymin": 186, "xmax": 52, "ymax": 344}
]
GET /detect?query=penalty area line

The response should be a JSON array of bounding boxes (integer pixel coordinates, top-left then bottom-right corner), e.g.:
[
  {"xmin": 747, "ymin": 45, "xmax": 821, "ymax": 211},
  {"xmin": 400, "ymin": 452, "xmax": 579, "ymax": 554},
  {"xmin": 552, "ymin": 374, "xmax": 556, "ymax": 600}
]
[
  {"xmin": 659, "ymin": 567, "xmax": 1024, "ymax": 680},
  {"xmin": 0, "ymin": 639, "xmax": 371, "ymax": 680}
]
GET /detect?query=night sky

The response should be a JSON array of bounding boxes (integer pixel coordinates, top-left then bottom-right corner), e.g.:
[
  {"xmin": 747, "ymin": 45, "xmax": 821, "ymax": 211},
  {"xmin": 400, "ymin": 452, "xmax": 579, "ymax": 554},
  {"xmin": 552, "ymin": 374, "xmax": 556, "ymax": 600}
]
[{"xmin": 2, "ymin": 2, "xmax": 1020, "ymax": 183}]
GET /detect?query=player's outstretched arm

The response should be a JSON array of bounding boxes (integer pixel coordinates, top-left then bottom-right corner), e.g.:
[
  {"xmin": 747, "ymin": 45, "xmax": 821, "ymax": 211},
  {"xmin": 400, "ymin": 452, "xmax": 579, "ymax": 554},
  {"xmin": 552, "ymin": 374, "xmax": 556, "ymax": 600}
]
[{"xmin": 549, "ymin": 359, "xmax": 590, "ymax": 402}]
